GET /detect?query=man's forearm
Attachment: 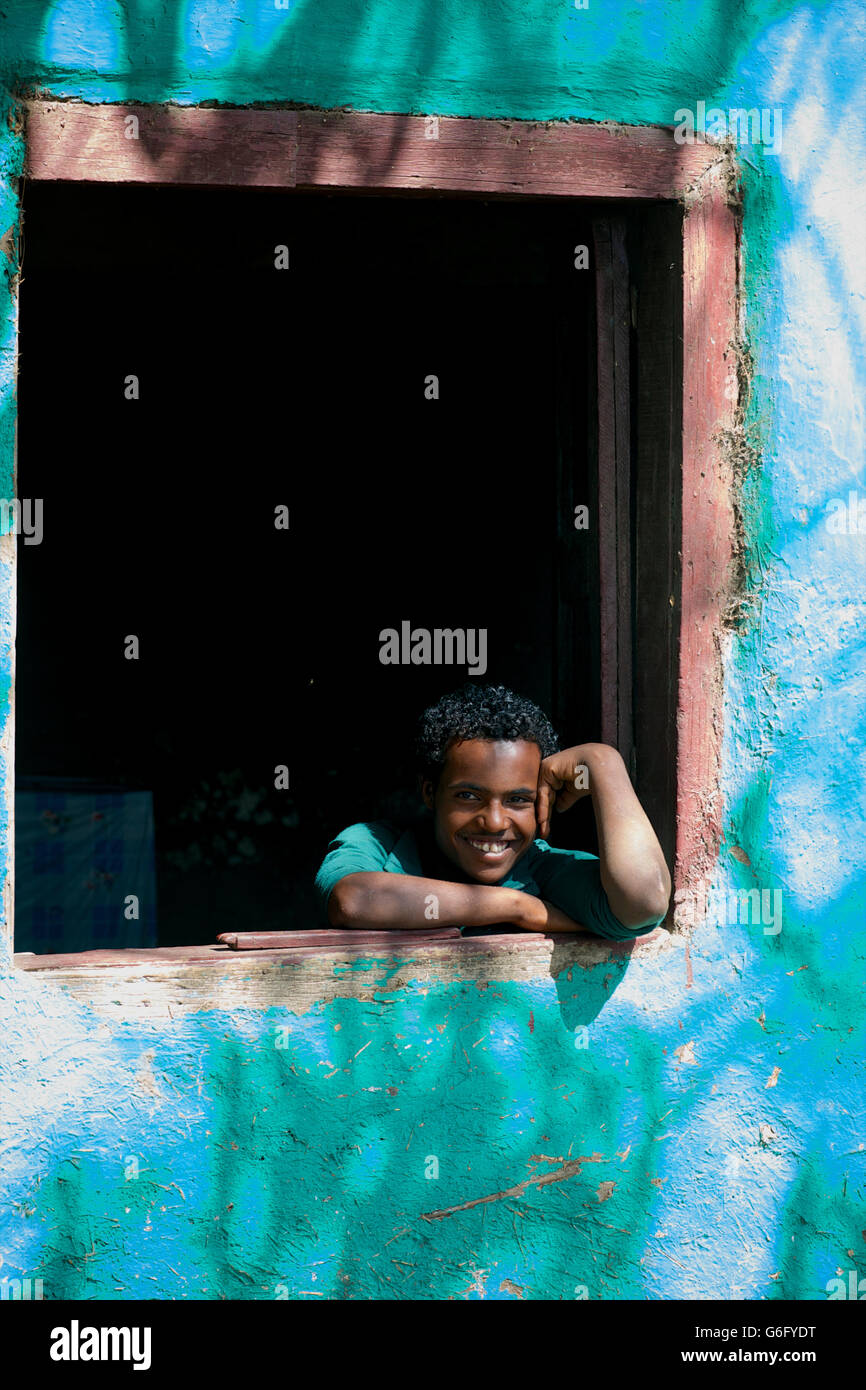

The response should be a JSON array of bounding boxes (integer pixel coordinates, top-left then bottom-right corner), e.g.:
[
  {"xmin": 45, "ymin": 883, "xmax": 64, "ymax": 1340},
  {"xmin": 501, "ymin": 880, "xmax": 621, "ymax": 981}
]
[
  {"xmin": 328, "ymin": 871, "xmax": 534, "ymax": 930},
  {"xmin": 578, "ymin": 745, "xmax": 671, "ymax": 927}
]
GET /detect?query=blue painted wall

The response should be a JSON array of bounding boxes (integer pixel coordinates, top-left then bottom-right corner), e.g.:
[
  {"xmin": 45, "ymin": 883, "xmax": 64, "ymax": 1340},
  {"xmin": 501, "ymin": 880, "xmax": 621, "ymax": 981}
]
[{"xmin": 0, "ymin": 0, "xmax": 864, "ymax": 1300}]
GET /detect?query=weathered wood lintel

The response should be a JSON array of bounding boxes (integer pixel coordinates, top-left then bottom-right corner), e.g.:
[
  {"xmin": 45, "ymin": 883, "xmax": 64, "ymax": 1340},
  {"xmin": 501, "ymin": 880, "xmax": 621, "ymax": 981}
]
[
  {"xmin": 23, "ymin": 102, "xmax": 721, "ymax": 201},
  {"xmin": 24, "ymin": 103, "xmax": 300, "ymax": 186}
]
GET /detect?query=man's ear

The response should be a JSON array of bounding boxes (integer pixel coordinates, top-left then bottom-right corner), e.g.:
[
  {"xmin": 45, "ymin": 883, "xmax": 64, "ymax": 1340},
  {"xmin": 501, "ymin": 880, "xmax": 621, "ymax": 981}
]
[{"xmin": 420, "ymin": 775, "xmax": 435, "ymax": 810}]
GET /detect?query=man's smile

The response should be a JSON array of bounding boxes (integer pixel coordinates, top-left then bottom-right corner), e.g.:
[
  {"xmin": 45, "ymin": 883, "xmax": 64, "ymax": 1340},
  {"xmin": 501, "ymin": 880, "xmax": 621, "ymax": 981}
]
[{"xmin": 457, "ymin": 833, "xmax": 521, "ymax": 862}]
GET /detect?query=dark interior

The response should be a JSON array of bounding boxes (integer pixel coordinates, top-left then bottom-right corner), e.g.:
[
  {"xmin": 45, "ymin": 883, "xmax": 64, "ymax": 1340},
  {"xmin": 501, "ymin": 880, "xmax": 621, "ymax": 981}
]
[{"xmin": 15, "ymin": 183, "xmax": 602, "ymax": 948}]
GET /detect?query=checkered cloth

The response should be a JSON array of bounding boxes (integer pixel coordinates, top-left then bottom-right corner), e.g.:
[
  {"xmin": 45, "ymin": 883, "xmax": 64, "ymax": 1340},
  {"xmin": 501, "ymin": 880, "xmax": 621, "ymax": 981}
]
[{"xmin": 15, "ymin": 779, "xmax": 158, "ymax": 954}]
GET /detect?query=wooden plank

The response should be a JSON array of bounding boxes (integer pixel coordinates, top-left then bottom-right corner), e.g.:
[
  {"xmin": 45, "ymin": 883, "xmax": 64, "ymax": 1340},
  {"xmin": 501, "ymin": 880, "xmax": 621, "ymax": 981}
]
[
  {"xmin": 295, "ymin": 111, "xmax": 716, "ymax": 199},
  {"xmin": 24, "ymin": 103, "xmax": 299, "ymax": 186},
  {"xmin": 593, "ymin": 217, "xmax": 632, "ymax": 762},
  {"xmin": 13, "ymin": 928, "xmax": 466, "ymax": 970},
  {"xmin": 217, "ymin": 927, "xmax": 462, "ymax": 950},
  {"xmin": 24, "ymin": 102, "xmax": 717, "ymax": 199},
  {"xmin": 594, "ymin": 219, "xmax": 618, "ymax": 746},
  {"xmin": 633, "ymin": 204, "xmax": 684, "ymax": 888},
  {"xmin": 552, "ymin": 309, "xmax": 574, "ymax": 735},
  {"xmin": 675, "ymin": 168, "xmax": 738, "ymax": 926},
  {"xmin": 15, "ymin": 945, "xmax": 240, "ymax": 969},
  {"xmin": 12, "ymin": 935, "xmax": 548, "ymax": 973},
  {"xmin": 611, "ymin": 220, "xmax": 633, "ymax": 775}
]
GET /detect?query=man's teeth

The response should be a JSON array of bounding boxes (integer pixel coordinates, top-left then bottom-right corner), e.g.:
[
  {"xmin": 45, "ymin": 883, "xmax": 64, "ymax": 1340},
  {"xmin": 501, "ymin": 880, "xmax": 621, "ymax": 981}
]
[{"xmin": 466, "ymin": 839, "xmax": 511, "ymax": 854}]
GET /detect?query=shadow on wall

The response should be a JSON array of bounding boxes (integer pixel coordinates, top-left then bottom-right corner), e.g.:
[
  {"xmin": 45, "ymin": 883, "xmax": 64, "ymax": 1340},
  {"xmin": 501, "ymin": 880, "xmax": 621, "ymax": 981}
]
[
  {"xmin": 549, "ymin": 933, "xmax": 643, "ymax": 1030},
  {"xmin": 7, "ymin": 0, "xmax": 811, "ymax": 132},
  {"xmin": 17, "ymin": 989, "xmax": 672, "ymax": 1301}
]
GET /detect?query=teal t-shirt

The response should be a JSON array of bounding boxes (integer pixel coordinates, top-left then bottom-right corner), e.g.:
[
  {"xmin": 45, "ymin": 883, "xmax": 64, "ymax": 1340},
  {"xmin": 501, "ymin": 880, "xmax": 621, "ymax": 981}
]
[{"xmin": 314, "ymin": 812, "xmax": 662, "ymax": 941}]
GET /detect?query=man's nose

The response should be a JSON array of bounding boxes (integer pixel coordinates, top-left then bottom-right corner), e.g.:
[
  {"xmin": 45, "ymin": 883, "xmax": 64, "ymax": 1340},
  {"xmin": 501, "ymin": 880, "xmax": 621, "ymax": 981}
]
[{"xmin": 478, "ymin": 802, "xmax": 508, "ymax": 831}]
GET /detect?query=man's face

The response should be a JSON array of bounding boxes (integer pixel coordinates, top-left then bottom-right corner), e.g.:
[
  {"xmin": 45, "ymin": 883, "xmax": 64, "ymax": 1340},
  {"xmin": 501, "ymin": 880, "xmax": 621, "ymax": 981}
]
[{"xmin": 422, "ymin": 738, "xmax": 541, "ymax": 883}]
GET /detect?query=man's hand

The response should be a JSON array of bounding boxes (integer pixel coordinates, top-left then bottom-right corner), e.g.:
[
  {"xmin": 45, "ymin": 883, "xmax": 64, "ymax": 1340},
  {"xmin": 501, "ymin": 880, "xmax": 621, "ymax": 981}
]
[
  {"xmin": 536, "ymin": 746, "xmax": 594, "ymax": 839},
  {"xmin": 515, "ymin": 895, "xmax": 589, "ymax": 934}
]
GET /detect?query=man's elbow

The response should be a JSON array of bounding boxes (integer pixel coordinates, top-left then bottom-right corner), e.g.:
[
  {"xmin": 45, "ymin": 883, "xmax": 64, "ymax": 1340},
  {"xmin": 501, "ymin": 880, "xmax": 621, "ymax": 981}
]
[
  {"xmin": 615, "ymin": 877, "xmax": 671, "ymax": 929},
  {"xmin": 327, "ymin": 877, "xmax": 364, "ymax": 927},
  {"xmin": 618, "ymin": 898, "xmax": 669, "ymax": 930}
]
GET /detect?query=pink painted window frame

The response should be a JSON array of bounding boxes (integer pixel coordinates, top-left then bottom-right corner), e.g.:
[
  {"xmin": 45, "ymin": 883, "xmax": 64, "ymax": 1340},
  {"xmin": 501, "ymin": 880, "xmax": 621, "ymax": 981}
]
[{"xmin": 13, "ymin": 104, "xmax": 739, "ymax": 965}]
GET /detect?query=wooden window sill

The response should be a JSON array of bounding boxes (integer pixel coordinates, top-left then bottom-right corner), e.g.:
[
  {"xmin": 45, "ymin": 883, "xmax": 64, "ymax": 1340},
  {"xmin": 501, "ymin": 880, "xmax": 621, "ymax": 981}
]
[{"xmin": 12, "ymin": 926, "xmax": 671, "ymax": 1020}]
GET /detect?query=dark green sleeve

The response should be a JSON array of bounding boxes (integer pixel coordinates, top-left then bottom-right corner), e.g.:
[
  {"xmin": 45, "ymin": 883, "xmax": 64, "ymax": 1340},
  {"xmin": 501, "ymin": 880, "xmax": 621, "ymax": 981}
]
[
  {"xmin": 528, "ymin": 841, "xmax": 663, "ymax": 941},
  {"xmin": 314, "ymin": 821, "xmax": 400, "ymax": 920}
]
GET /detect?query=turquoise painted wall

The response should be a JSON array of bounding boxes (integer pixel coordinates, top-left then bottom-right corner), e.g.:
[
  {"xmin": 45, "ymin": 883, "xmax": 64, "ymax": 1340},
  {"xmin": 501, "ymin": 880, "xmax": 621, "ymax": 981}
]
[{"xmin": 1, "ymin": 0, "xmax": 864, "ymax": 1300}]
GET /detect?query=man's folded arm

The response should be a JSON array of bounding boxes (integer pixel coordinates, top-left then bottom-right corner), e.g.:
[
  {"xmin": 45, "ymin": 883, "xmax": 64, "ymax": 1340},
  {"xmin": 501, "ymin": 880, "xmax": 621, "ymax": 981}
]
[{"xmin": 326, "ymin": 871, "xmax": 536, "ymax": 931}]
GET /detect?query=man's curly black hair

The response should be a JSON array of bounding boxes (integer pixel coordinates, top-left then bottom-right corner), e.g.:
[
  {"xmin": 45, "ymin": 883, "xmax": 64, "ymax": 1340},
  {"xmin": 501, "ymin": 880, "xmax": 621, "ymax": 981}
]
[{"xmin": 416, "ymin": 684, "xmax": 559, "ymax": 787}]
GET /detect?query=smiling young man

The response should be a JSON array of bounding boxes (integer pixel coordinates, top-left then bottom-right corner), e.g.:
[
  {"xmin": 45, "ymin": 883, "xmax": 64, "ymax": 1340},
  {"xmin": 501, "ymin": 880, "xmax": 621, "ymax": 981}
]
[{"xmin": 315, "ymin": 685, "xmax": 671, "ymax": 939}]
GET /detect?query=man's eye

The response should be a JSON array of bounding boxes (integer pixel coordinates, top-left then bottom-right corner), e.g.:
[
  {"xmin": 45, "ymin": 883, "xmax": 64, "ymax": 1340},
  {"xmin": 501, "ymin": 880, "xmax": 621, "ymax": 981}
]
[
  {"xmin": 456, "ymin": 791, "xmax": 478, "ymax": 801},
  {"xmin": 510, "ymin": 796, "xmax": 535, "ymax": 805}
]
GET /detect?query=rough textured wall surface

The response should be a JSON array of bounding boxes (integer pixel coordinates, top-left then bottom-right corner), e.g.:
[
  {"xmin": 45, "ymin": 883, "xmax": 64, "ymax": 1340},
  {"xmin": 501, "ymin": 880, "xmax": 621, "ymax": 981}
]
[{"xmin": 0, "ymin": 1, "xmax": 864, "ymax": 1300}]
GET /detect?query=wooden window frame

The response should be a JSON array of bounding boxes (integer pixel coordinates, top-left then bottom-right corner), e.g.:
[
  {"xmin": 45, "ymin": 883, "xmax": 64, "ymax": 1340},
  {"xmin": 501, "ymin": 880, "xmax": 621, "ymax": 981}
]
[{"xmin": 9, "ymin": 103, "xmax": 738, "ymax": 1004}]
